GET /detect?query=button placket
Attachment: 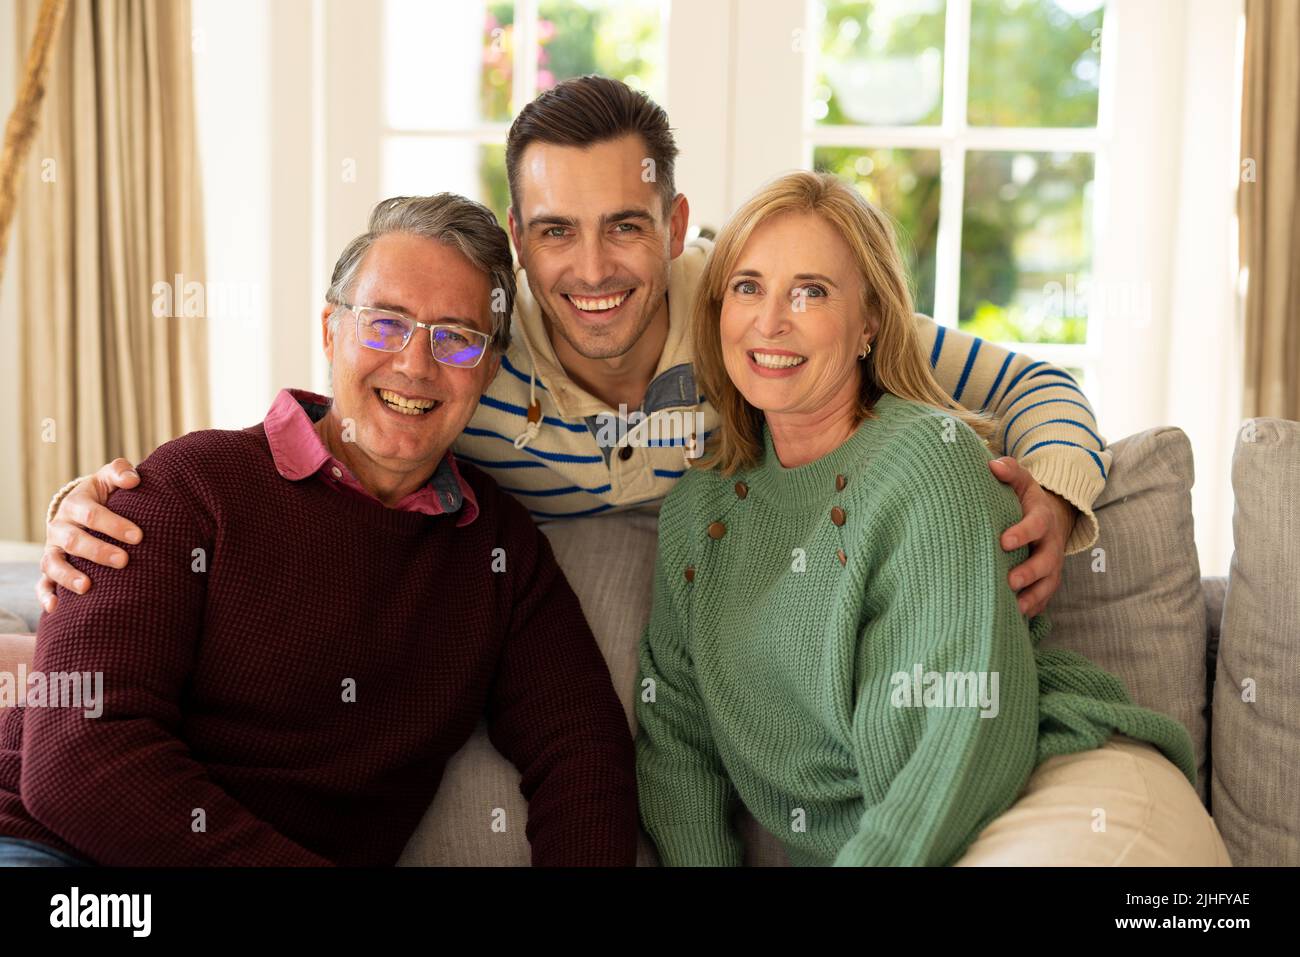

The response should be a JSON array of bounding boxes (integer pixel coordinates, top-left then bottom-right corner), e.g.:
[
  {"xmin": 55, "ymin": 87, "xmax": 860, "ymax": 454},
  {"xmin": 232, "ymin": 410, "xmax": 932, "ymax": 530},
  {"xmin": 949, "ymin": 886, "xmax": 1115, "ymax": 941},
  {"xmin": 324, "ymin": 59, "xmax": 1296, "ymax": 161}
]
[{"xmin": 833, "ymin": 474, "xmax": 848, "ymax": 566}]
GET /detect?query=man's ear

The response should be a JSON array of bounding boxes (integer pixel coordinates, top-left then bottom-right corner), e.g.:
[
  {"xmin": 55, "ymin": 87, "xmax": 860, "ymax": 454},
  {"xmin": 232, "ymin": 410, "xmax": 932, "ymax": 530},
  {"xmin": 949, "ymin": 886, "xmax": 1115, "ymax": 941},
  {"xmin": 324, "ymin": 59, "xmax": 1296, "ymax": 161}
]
[
  {"xmin": 321, "ymin": 304, "xmax": 337, "ymax": 365},
  {"xmin": 507, "ymin": 206, "xmax": 525, "ymax": 267},
  {"xmin": 668, "ymin": 192, "xmax": 691, "ymax": 260}
]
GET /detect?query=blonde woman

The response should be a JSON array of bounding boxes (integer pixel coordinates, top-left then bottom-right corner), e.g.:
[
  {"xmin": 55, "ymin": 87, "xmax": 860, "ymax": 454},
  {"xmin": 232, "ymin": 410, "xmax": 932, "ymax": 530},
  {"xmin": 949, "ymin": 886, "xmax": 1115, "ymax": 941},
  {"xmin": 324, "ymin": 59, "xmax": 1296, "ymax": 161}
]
[{"xmin": 634, "ymin": 170, "xmax": 1230, "ymax": 867}]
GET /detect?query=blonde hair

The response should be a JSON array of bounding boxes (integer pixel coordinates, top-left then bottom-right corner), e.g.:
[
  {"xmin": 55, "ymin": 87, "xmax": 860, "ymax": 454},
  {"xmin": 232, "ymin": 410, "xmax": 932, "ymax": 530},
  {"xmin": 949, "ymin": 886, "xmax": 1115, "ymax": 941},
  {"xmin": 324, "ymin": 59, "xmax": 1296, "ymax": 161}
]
[{"xmin": 692, "ymin": 170, "xmax": 997, "ymax": 474}]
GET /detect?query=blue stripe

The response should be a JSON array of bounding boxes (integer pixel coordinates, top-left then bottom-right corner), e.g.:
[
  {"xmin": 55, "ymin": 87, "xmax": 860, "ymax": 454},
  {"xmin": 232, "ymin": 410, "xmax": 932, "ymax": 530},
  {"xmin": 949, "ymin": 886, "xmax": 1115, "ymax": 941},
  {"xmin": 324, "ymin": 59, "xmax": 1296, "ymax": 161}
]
[
  {"xmin": 998, "ymin": 359, "xmax": 1046, "ymax": 405},
  {"xmin": 1027, "ymin": 368, "xmax": 1078, "ymax": 385},
  {"xmin": 478, "ymin": 394, "xmax": 586, "ymax": 432},
  {"xmin": 953, "ymin": 337, "xmax": 982, "ymax": 403},
  {"xmin": 529, "ymin": 503, "xmax": 615, "ymax": 519},
  {"xmin": 461, "ymin": 426, "xmax": 603, "ymax": 463},
  {"xmin": 929, "ymin": 325, "xmax": 946, "ymax": 368},
  {"xmin": 1000, "ymin": 398, "xmax": 1098, "ymax": 453},
  {"xmin": 654, "ymin": 468, "xmax": 686, "ymax": 478},
  {"xmin": 1009, "ymin": 418, "xmax": 1105, "ymax": 456},
  {"xmin": 1022, "ymin": 439, "xmax": 1108, "ymax": 479},
  {"xmin": 455, "ymin": 453, "xmax": 546, "ymax": 469},
  {"xmin": 499, "ymin": 482, "xmax": 613, "ymax": 497},
  {"xmin": 500, "ymin": 354, "xmax": 547, "ymax": 390},
  {"xmin": 1002, "ymin": 379, "xmax": 1089, "ymax": 413},
  {"xmin": 980, "ymin": 352, "xmax": 1016, "ymax": 411}
]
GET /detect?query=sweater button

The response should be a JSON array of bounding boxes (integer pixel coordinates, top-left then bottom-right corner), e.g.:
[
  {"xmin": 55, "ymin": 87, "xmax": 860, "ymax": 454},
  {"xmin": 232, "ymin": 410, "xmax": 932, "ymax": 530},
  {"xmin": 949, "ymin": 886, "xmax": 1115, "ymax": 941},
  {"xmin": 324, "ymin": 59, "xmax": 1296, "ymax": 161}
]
[
  {"xmin": 707, "ymin": 521, "xmax": 727, "ymax": 540},
  {"xmin": 734, "ymin": 481, "xmax": 748, "ymax": 499},
  {"xmin": 837, "ymin": 548, "xmax": 847, "ymax": 566},
  {"xmin": 835, "ymin": 474, "xmax": 847, "ymax": 491},
  {"xmin": 831, "ymin": 505, "xmax": 846, "ymax": 526},
  {"xmin": 618, "ymin": 446, "xmax": 633, "ymax": 461},
  {"xmin": 684, "ymin": 565, "xmax": 696, "ymax": 583}
]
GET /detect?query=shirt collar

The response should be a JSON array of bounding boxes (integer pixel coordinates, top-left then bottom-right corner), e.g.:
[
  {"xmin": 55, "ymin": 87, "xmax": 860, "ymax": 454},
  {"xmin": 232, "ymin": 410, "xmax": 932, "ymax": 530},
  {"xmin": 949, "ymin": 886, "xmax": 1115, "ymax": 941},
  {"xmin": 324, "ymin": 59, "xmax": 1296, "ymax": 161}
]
[{"xmin": 263, "ymin": 387, "xmax": 479, "ymax": 525}]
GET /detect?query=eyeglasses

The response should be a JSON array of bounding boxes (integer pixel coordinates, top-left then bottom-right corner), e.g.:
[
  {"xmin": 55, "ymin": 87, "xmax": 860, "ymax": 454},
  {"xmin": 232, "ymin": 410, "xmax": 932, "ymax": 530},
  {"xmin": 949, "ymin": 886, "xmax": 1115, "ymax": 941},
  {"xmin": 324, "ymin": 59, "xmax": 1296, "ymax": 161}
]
[{"xmin": 338, "ymin": 302, "xmax": 493, "ymax": 369}]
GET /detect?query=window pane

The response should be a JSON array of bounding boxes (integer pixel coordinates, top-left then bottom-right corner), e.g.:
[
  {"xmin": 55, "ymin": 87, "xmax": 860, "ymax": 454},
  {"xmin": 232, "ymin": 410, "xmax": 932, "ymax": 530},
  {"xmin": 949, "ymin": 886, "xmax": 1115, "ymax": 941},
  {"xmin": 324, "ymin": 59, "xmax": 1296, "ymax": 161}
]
[
  {"xmin": 385, "ymin": 0, "xmax": 506, "ymax": 128},
  {"xmin": 382, "ymin": 138, "xmax": 510, "ymax": 231},
  {"xmin": 812, "ymin": 0, "xmax": 947, "ymax": 127},
  {"xmin": 959, "ymin": 150, "xmax": 1093, "ymax": 344},
  {"xmin": 967, "ymin": 0, "xmax": 1105, "ymax": 127},
  {"xmin": 813, "ymin": 147, "xmax": 941, "ymax": 316},
  {"xmin": 537, "ymin": 0, "xmax": 666, "ymax": 101}
]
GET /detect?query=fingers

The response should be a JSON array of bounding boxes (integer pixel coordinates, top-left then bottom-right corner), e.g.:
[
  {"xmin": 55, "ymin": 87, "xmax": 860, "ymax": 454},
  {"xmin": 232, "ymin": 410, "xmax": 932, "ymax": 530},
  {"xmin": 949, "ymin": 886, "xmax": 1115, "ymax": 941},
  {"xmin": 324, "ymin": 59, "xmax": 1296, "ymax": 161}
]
[
  {"xmin": 1015, "ymin": 575, "xmax": 1057, "ymax": 618},
  {"xmin": 36, "ymin": 572, "xmax": 58, "ymax": 614},
  {"xmin": 62, "ymin": 485, "xmax": 141, "ymax": 547},
  {"xmin": 40, "ymin": 546, "xmax": 88, "ymax": 597},
  {"xmin": 1001, "ymin": 507, "xmax": 1050, "ymax": 551},
  {"xmin": 987, "ymin": 456, "xmax": 1032, "ymax": 496},
  {"xmin": 50, "ymin": 521, "xmax": 128, "ymax": 570},
  {"xmin": 95, "ymin": 457, "xmax": 141, "ymax": 492}
]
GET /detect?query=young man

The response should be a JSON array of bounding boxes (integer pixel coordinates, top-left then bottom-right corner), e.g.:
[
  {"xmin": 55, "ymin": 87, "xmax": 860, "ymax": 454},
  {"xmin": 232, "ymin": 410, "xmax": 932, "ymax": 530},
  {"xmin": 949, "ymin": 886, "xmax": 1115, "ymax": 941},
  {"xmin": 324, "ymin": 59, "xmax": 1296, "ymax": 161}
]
[
  {"xmin": 38, "ymin": 77, "xmax": 1108, "ymax": 621},
  {"xmin": 0, "ymin": 195, "xmax": 636, "ymax": 866}
]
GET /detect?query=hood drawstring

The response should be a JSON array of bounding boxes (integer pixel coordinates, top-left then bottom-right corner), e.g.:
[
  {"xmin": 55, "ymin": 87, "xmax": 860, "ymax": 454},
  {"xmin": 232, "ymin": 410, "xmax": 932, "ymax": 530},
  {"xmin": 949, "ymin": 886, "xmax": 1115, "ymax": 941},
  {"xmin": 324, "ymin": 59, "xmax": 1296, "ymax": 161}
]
[{"xmin": 513, "ymin": 366, "xmax": 542, "ymax": 450}]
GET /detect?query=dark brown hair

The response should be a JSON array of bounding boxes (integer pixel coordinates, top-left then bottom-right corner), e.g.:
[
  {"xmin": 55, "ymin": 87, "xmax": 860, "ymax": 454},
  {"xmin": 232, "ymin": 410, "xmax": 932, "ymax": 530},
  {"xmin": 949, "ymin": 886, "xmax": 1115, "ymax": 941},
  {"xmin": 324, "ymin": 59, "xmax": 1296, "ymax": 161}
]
[{"xmin": 505, "ymin": 74, "xmax": 679, "ymax": 218}]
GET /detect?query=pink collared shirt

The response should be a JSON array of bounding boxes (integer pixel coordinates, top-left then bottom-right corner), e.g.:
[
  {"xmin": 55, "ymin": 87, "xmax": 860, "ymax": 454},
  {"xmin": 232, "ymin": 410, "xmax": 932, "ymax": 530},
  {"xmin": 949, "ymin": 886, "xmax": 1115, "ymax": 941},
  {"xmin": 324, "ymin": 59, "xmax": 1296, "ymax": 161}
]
[{"xmin": 262, "ymin": 388, "xmax": 478, "ymax": 525}]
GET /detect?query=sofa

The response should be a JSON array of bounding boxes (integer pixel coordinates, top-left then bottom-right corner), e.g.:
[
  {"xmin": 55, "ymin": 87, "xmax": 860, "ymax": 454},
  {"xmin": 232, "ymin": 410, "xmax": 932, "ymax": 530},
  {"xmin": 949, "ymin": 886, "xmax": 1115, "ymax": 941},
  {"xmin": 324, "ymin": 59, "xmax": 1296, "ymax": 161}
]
[{"xmin": 2, "ymin": 419, "xmax": 1297, "ymax": 866}]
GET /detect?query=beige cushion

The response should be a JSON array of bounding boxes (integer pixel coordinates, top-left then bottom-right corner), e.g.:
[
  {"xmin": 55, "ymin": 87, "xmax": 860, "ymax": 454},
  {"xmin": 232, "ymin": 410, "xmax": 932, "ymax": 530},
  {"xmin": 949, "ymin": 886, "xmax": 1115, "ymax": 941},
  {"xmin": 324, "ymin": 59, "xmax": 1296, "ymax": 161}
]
[
  {"xmin": 0, "ymin": 633, "xmax": 37, "ymax": 710},
  {"xmin": 1043, "ymin": 427, "xmax": 1209, "ymax": 802},
  {"xmin": 1212, "ymin": 417, "xmax": 1300, "ymax": 866}
]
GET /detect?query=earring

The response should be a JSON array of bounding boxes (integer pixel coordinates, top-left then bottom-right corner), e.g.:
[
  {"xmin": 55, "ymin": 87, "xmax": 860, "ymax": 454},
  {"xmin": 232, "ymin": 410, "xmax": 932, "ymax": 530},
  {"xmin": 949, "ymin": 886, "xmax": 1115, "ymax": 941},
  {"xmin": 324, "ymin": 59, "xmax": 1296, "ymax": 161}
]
[{"xmin": 858, "ymin": 342, "xmax": 872, "ymax": 359}]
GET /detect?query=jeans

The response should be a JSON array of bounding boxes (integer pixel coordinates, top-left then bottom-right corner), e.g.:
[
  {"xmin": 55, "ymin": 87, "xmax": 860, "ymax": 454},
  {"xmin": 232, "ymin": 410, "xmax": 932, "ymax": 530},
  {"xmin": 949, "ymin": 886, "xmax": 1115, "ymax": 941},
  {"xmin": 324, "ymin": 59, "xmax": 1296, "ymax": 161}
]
[{"xmin": 0, "ymin": 836, "xmax": 88, "ymax": 867}]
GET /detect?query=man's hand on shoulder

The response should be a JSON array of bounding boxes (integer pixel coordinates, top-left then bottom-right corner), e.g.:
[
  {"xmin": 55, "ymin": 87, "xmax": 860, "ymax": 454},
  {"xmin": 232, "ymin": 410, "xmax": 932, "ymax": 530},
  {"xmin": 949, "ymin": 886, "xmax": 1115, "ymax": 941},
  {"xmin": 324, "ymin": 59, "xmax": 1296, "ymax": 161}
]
[
  {"xmin": 987, "ymin": 456, "xmax": 1077, "ymax": 618},
  {"xmin": 38, "ymin": 458, "xmax": 144, "ymax": 615}
]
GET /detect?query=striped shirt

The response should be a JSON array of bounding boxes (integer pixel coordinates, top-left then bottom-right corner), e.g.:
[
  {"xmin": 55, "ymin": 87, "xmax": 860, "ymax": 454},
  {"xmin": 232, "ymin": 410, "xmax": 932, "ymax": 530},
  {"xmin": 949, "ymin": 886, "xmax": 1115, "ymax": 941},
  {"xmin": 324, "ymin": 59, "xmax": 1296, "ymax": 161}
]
[{"xmin": 453, "ymin": 238, "xmax": 1110, "ymax": 554}]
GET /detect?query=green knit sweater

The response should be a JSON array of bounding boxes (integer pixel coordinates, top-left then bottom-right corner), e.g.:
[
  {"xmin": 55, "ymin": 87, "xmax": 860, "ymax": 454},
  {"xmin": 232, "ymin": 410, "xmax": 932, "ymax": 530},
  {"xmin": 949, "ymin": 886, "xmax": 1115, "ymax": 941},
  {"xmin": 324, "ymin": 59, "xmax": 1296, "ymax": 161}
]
[{"xmin": 635, "ymin": 392, "xmax": 1197, "ymax": 867}]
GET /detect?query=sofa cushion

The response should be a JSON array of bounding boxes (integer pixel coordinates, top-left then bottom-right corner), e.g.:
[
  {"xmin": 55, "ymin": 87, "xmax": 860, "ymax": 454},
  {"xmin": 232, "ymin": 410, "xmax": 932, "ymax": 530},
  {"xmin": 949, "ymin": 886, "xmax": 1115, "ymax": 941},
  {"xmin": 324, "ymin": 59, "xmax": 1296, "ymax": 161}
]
[
  {"xmin": 1213, "ymin": 417, "xmax": 1300, "ymax": 866},
  {"xmin": 400, "ymin": 511, "xmax": 663, "ymax": 866},
  {"xmin": 1043, "ymin": 427, "xmax": 1209, "ymax": 802}
]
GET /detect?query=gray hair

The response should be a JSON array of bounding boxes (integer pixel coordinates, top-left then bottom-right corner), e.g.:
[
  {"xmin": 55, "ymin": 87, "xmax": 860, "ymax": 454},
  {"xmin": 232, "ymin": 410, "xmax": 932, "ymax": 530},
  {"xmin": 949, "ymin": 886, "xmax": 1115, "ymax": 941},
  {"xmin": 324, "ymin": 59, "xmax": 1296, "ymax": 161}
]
[{"xmin": 325, "ymin": 193, "xmax": 515, "ymax": 351}]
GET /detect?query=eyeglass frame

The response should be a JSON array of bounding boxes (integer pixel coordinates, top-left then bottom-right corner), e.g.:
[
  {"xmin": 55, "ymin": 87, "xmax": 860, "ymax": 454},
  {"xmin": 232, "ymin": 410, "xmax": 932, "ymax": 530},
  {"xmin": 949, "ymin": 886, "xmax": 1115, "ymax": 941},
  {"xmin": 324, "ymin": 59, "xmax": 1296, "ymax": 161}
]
[{"xmin": 334, "ymin": 301, "xmax": 495, "ymax": 369}]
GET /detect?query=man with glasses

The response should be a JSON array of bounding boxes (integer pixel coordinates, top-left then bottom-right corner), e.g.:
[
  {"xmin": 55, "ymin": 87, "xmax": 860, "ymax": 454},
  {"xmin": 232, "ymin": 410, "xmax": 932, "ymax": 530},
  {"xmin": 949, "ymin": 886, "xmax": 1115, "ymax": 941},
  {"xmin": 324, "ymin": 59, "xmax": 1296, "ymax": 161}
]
[{"xmin": 0, "ymin": 194, "xmax": 637, "ymax": 866}]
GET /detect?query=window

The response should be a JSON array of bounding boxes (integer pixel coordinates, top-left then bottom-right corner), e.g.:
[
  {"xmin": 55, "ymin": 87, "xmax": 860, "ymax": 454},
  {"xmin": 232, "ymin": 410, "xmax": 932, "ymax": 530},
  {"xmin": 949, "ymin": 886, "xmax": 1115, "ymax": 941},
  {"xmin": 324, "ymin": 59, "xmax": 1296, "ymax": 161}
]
[
  {"xmin": 380, "ymin": 0, "xmax": 668, "ymax": 231},
  {"xmin": 806, "ymin": 0, "xmax": 1109, "ymax": 393}
]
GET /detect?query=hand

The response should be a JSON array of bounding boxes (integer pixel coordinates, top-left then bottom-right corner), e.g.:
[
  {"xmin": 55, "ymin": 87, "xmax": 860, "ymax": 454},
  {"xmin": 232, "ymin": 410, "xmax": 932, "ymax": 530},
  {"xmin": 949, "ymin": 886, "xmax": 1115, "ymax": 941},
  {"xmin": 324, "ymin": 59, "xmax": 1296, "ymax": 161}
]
[
  {"xmin": 37, "ymin": 458, "xmax": 143, "ymax": 615},
  {"xmin": 987, "ymin": 456, "xmax": 1077, "ymax": 618}
]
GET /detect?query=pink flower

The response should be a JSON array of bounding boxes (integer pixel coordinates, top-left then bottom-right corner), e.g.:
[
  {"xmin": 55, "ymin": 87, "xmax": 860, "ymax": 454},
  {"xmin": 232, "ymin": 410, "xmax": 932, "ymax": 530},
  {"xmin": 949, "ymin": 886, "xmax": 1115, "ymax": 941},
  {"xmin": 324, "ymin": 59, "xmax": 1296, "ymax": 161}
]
[{"xmin": 538, "ymin": 69, "xmax": 555, "ymax": 89}]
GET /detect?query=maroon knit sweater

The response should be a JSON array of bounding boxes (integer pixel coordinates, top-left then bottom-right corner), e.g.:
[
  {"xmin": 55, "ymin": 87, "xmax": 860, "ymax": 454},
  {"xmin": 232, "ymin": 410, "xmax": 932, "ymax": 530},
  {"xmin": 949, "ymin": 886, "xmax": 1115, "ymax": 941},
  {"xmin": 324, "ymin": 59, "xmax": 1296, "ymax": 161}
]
[{"xmin": 0, "ymin": 424, "xmax": 637, "ymax": 866}]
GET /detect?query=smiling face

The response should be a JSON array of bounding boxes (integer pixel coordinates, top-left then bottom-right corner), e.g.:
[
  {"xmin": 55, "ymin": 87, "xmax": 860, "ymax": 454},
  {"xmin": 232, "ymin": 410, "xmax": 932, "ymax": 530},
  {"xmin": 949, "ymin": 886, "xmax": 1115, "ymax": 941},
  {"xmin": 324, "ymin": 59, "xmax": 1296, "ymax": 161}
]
[
  {"xmin": 320, "ymin": 232, "xmax": 500, "ymax": 498},
  {"xmin": 508, "ymin": 133, "xmax": 688, "ymax": 361},
  {"xmin": 719, "ymin": 210, "xmax": 874, "ymax": 422}
]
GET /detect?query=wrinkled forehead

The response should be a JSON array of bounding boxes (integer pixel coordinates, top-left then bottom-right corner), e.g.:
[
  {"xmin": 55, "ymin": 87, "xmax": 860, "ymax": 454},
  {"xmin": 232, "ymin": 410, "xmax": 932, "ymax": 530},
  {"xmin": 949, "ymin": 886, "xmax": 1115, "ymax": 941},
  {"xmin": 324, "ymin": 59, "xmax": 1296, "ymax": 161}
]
[{"xmin": 351, "ymin": 235, "xmax": 494, "ymax": 332}]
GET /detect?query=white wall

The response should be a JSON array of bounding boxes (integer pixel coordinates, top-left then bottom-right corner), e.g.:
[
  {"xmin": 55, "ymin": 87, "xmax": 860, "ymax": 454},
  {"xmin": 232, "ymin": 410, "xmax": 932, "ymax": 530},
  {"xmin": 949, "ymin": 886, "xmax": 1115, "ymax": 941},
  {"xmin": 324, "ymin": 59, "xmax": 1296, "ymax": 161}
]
[{"xmin": 192, "ymin": 0, "xmax": 320, "ymax": 429}]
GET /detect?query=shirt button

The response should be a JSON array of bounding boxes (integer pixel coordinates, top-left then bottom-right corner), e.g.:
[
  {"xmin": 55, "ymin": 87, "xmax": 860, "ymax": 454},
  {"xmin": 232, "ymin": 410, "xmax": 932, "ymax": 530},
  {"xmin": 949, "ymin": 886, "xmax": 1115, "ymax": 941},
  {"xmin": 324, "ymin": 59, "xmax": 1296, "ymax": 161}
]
[
  {"xmin": 684, "ymin": 565, "xmax": 696, "ymax": 583},
  {"xmin": 618, "ymin": 446, "xmax": 633, "ymax": 461},
  {"xmin": 331, "ymin": 466, "xmax": 343, "ymax": 479},
  {"xmin": 734, "ymin": 481, "xmax": 748, "ymax": 499},
  {"xmin": 707, "ymin": 521, "xmax": 727, "ymax": 540},
  {"xmin": 836, "ymin": 474, "xmax": 847, "ymax": 491},
  {"xmin": 831, "ymin": 506, "xmax": 846, "ymax": 526}
]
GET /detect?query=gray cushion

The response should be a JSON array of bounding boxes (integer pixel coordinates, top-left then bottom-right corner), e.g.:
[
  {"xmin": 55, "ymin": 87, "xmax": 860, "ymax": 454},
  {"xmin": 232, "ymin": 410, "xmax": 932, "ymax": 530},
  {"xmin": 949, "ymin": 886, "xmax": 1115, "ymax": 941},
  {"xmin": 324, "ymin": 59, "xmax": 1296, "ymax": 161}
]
[
  {"xmin": 1212, "ymin": 417, "xmax": 1300, "ymax": 866},
  {"xmin": 1043, "ymin": 427, "xmax": 1209, "ymax": 802},
  {"xmin": 399, "ymin": 511, "xmax": 663, "ymax": 866},
  {"xmin": 0, "ymin": 563, "xmax": 43, "ymax": 633}
]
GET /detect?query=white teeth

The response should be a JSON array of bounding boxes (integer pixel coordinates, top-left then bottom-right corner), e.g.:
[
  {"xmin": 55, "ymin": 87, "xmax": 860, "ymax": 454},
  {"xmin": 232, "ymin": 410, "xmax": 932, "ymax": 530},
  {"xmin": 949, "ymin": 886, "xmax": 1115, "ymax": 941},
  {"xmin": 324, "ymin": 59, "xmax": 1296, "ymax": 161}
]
[
  {"xmin": 751, "ymin": 352, "xmax": 807, "ymax": 369},
  {"xmin": 379, "ymin": 388, "xmax": 437, "ymax": 415},
  {"xmin": 568, "ymin": 291, "xmax": 630, "ymax": 312}
]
